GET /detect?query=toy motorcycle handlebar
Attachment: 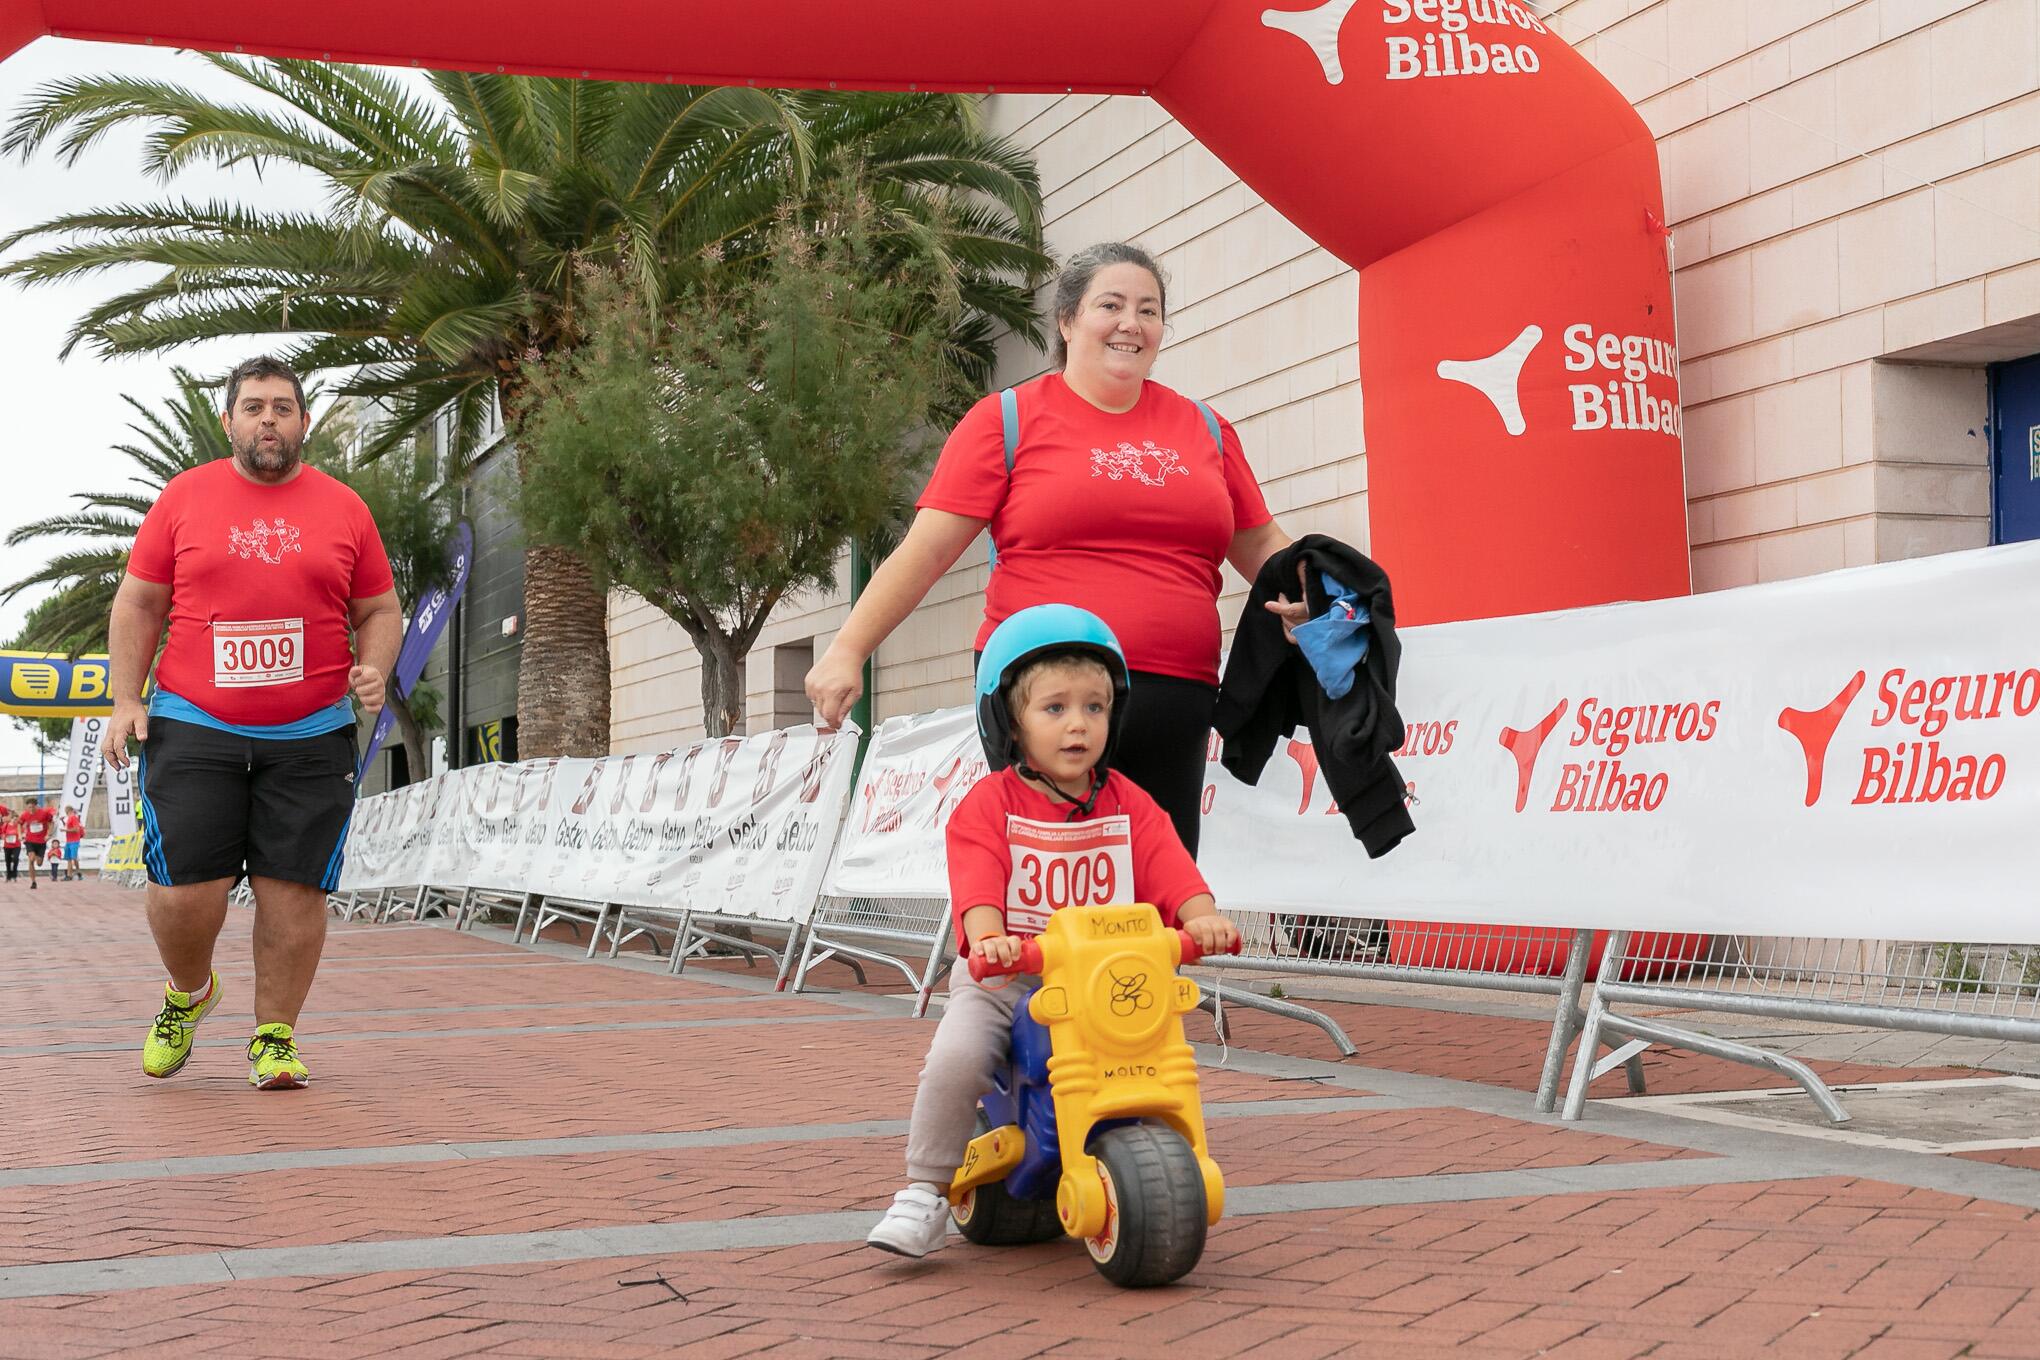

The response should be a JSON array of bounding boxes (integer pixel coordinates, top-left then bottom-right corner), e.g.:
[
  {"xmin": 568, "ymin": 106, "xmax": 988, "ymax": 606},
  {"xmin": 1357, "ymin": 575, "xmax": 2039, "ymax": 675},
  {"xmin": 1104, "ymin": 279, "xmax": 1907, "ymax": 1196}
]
[{"xmin": 967, "ymin": 927, "xmax": 1242, "ymax": 982}]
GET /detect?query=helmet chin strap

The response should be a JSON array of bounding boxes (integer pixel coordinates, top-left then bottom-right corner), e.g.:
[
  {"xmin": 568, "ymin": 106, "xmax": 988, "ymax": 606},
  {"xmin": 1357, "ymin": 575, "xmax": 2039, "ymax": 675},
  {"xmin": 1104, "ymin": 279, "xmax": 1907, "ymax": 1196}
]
[{"xmin": 1014, "ymin": 759, "xmax": 1106, "ymax": 819}]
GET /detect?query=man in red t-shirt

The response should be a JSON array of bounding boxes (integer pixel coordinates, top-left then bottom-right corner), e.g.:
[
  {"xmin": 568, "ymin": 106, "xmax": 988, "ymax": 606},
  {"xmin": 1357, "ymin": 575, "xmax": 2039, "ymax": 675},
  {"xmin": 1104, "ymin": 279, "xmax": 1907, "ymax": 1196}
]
[
  {"xmin": 867, "ymin": 606, "xmax": 1241, "ymax": 1259},
  {"xmin": 19, "ymin": 799, "xmax": 54, "ymax": 892},
  {"xmin": 102, "ymin": 356, "xmax": 401, "ymax": 1091}
]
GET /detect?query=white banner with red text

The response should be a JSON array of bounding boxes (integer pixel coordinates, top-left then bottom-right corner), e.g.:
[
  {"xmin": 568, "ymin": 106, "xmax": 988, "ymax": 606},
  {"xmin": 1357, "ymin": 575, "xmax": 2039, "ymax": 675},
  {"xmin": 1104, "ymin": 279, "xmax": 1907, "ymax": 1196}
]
[
  {"xmin": 338, "ymin": 724, "xmax": 859, "ymax": 925},
  {"xmin": 824, "ymin": 542, "xmax": 2040, "ymax": 944}
]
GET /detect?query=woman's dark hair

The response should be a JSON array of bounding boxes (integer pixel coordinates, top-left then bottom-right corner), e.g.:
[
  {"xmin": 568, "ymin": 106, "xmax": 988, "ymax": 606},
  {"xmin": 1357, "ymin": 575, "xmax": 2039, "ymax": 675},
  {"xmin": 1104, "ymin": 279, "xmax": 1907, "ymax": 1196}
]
[{"xmin": 1051, "ymin": 242, "xmax": 1168, "ymax": 367}]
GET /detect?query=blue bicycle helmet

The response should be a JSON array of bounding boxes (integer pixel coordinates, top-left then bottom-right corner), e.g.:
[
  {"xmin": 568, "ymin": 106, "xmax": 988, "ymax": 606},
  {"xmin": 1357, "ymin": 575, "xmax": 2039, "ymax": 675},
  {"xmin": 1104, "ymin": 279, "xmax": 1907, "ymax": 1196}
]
[{"xmin": 975, "ymin": 604, "xmax": 1132, "ymax": 778}]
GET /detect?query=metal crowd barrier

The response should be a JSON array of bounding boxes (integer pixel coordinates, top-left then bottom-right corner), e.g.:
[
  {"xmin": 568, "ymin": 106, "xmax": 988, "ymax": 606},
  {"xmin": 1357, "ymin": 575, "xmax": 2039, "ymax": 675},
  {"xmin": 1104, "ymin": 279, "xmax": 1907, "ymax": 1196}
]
[
  {"xmin": 1208, "ymin": 913, "xmax": 1647, "ymax": 1107},
  {"xmin": 1565, "ymin": 932, "xmax": 2040, "ymax": 1122},
  {"xmin": 603, "ymin": 905, "xmax": 808, "ymax": 989},
  {"xmin": 792, "ymin": 895, "xmax": 955, "ymax": 1015}
]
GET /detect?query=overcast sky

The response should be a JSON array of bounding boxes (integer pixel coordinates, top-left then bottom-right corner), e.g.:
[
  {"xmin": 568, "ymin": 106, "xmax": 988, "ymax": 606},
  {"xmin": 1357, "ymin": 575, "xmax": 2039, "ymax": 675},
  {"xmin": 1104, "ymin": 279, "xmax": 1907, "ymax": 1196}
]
[{"xmin": 0, "ymin": 38, "xmax": 388, "ymax": 774}]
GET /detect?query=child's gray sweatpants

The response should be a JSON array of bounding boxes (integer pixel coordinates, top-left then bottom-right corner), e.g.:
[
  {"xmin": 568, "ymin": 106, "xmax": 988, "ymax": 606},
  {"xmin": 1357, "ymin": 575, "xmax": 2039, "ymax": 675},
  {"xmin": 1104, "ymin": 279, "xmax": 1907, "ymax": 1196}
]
[{"xmin": 903, "ymin": 966, "xmax": 1034, "ymax": 1185}]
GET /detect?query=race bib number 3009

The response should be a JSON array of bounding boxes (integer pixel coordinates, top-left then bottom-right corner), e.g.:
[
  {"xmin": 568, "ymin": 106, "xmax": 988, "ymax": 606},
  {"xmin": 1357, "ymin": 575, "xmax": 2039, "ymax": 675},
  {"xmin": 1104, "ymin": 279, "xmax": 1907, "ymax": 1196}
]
[
  {"xmin": 213, "ymin": 618, "xmax": 305, "ymax": 688},
  {"xmin": 1005, "ymin": 814, "xmax": 1135, "ymax": 936}
]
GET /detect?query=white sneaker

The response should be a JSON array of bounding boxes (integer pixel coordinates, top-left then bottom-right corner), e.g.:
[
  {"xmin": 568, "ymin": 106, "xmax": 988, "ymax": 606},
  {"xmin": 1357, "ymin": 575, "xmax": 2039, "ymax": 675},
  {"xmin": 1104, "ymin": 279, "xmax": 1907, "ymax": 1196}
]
[{"xmin": 866, "ymin": 1183, "xmax": 951, "ymax": 1258}]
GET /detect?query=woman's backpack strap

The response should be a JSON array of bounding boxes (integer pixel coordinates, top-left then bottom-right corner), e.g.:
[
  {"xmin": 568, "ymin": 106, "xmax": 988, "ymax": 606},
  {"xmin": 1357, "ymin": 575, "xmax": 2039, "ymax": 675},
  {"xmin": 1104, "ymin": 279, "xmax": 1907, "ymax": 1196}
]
[
  {"xmin": 1191, "ymin": 398, "xmax": 1223, "ymax": 456},
  {"xmin": 989, "ymin": 387, "xmax": 1020, "ymax": 571},
  {"xmin": 1000, "ymin": 387, "xmax": 1020, "ymax": 476}
]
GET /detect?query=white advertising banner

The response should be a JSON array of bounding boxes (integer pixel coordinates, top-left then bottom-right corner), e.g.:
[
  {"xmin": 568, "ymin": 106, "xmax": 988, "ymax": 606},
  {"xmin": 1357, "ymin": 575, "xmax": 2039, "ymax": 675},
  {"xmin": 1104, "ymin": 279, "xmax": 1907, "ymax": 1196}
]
[
  {"xmin": 827, "ymin": 542, "xmax": 2040, "ymax": 945},
  {"xmin": 58, "ymin": 716, "xmax": 102, "ymax": 825},
  {"xmin": 821, "ymin": 706, "xmax": 989, "ymax": 900},
  {"xmin": 340, "ymin": 725, "xmax": 858, "ymax": 926},
  {"xmin": 1197, "ymin": 540, "xmax": 2040, "ymax": 943},
  {"xmin": 342, "ymin": 543, "xmax": 2040, "ymax": 948},
  {"xmin": 102, "ymin": 749, "xmax": 138, "ymax": 838}
]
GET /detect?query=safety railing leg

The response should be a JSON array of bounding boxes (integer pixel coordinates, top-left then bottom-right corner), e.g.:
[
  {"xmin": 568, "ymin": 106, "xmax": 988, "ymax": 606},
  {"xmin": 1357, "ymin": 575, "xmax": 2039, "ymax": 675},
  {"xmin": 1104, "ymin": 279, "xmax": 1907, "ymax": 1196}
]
[
  {"xmin": 585, "ymin": 902, "xmax": 612, "ymax": 959},
  {"xmin": 668, "ymin": 912, "xmax": 698, "ymax": 975},
  {"xmin": 1198, "ymin": 984, "xmax": 1356, "ymax": 1056},
  {"xmin": 773, "ymin": 920, "xmax": 807, "ymax": 992},
  {"xmin": 1536, "ymin": 928, "xmax": 1594, "ymax": 1113},
  {"xmin": 1597, "ymin": 1010, "xmax": 1849, "ymax": 1123},
  {"xmin": 790, "ymin": 925, "xmax": 822, "ymax": 994},
  {"xmin": 1562, "ymin": 930, "xmax": 1627, "ymax": 1121},
  {"xmin": 913, "ymin": 916, "xmax": 956, "ymax": 1019}
]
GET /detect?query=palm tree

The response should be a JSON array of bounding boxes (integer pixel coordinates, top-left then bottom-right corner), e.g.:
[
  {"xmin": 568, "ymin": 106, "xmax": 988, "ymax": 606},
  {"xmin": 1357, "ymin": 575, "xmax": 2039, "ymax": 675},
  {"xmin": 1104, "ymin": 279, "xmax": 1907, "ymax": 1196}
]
[
  {"xmin": 1, "ymin": 58, "xmax": 1050, "ymax": 756},
  {"xmin": 3, "ymin": 371, "xmax": 222, "ymax": 654}
]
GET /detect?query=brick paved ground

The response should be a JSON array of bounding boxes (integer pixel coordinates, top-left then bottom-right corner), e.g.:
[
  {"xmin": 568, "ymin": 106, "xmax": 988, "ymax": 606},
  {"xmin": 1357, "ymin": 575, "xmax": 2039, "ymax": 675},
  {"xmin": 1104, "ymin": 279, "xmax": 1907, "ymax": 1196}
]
[{"xmin": 2, "ymin": 878, "xmax": 2038, "ymax": 1358}]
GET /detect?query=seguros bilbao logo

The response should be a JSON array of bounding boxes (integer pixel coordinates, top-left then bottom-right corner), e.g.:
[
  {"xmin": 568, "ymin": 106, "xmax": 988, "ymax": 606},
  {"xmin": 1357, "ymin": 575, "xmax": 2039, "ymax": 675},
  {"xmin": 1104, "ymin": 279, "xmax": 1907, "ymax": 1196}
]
[
  {"xmin": 1261, "ymin": 0, "xmax": 1549, "ymax": 85},
  {"xmin": 1499, "ymin": 695, "xmax": 1720, "ymax": 813},
  {"xmin": 1438, "ymin": 323, "xmax": 1682, "ymax": 442},
  {"xmin": 1781, "ymin": 666, "xmax": 2036, "ymax": 807}
]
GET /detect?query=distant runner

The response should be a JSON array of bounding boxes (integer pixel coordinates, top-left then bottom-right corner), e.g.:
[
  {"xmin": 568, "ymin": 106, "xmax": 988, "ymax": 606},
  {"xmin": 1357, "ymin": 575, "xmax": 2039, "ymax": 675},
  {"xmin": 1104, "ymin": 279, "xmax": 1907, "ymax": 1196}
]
[
  {"xmin": 60, "ymin": 809, "xmax": 85, "ymax": 881},
  {"xmin": 103, "ymin": 356, "xmax": 400, "ymax": 1090},
  {"xmin": 20, "ymin": 799, "xmax": 53, "ymax": 891}
]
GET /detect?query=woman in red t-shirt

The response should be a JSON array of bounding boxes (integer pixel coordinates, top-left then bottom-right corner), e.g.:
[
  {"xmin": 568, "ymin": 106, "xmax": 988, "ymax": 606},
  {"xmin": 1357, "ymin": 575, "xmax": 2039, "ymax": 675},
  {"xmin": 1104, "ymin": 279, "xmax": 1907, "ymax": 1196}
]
[{"xmin": 806, "ymin": 241, "xmax": 1305, "ymax": 855}]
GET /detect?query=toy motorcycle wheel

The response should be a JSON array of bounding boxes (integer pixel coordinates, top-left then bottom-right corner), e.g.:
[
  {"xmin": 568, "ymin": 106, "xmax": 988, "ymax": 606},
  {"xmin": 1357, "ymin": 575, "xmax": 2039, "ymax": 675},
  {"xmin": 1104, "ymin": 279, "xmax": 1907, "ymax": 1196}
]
[
  {"xmin": 1084, "ymin": 1124, "xmax": 1208, "ymax": 1287},
  {"xmin": 951, "ymin": 1110, "xmax": 1064, "ymax": 1246}
]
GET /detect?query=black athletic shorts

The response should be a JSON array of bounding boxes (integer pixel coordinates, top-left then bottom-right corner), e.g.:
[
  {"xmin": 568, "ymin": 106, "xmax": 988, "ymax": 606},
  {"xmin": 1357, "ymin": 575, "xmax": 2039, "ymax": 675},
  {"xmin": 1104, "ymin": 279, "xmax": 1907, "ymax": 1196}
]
[{"xmin": 137, "ymin": 717, "xmax": 358, "ymax": 890}]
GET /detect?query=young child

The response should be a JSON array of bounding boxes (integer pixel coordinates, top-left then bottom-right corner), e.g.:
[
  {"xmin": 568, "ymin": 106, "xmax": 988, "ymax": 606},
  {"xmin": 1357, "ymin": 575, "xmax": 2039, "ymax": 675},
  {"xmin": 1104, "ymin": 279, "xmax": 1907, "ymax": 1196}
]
[{"xmin": 866, "ymin": 604, "xmax": 1239, "ymax": 1258}]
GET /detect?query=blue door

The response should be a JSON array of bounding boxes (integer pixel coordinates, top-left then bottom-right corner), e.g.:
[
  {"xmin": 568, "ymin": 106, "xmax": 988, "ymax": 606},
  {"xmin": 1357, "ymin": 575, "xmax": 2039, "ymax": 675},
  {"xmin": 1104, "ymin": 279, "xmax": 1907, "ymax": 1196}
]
[{"xmin": 1990, "ymin": 354, "xmax": 2040, "ymax": 544}]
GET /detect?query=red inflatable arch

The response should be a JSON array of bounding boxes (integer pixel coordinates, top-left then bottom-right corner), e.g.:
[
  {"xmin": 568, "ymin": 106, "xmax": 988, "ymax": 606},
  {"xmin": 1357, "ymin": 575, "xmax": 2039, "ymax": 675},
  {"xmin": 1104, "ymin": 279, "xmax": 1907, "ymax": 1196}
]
[{"xmin": 0, "ymin": 0, "xmax": 1690, "ymax": 625}]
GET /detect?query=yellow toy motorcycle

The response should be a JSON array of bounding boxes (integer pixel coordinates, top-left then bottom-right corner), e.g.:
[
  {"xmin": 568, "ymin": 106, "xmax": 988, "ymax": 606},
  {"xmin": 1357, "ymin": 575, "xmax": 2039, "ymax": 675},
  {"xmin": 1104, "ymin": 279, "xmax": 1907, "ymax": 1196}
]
[{"xmin": 948, "ymin": 903, "xmax": 1238, "ymax": 1287}]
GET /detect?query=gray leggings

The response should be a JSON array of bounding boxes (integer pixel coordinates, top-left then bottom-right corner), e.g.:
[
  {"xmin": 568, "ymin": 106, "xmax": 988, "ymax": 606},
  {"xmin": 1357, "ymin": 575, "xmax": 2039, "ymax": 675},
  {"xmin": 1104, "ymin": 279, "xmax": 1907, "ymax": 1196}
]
[{"xmin": 903, "ymin": 966, "xmax": 1034, "ymax": 1185}]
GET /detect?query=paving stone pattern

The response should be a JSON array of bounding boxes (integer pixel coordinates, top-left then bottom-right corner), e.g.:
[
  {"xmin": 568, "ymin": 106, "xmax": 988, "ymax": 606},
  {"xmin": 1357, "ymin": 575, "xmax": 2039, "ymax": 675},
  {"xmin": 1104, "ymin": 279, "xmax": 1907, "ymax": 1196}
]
[{"xmin": 1, "ymin": 878, "xmax": 2037, "ymax": 1358}]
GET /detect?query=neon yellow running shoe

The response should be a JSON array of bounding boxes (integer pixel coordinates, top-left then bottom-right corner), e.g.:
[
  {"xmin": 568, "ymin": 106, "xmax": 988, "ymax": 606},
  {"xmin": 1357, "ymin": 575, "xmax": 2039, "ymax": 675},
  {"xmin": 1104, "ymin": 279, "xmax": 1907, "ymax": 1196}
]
[
  {"xmin": 142, "ymin": 973, "xmax": 222, "ymax": 1079},
  {"xmin": 247, "ymin": 1022, "xmax": 310, "ymax": 1090}
]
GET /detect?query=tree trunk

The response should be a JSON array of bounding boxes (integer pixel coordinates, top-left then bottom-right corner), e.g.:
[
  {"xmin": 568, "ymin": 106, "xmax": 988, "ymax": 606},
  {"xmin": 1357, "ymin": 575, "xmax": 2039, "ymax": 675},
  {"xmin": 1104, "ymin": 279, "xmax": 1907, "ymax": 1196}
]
[
  {"xmin": 388, "ymin": 692, "xmax": 428, "ymax": 784},
  {"xmin": 698, "ymin": 634, "xmax": 746, "ymax": 739},
  {"xmin": 516, "ymin": 543, "xmax": 614, "ymax": 757}
]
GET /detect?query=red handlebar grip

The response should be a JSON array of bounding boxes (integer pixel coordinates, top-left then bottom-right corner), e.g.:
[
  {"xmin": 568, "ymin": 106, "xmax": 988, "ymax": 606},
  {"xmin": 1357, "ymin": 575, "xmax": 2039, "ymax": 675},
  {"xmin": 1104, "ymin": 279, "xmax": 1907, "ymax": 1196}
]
[
  {"xmin": 968, "ymin": 938, "xmax": 1045, "ymax": 981},
  {"xmin": 1175, "ymin": 928, "xmax": 1245, "ymax": 966}
]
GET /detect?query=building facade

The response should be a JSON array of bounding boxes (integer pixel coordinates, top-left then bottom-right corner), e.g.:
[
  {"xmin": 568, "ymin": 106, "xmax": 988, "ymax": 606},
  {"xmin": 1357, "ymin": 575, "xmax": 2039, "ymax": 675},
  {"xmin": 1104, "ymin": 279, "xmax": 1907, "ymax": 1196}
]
[{"xmin": 610, "ymin": 0, "xmax": 2040, "ymax": 752}]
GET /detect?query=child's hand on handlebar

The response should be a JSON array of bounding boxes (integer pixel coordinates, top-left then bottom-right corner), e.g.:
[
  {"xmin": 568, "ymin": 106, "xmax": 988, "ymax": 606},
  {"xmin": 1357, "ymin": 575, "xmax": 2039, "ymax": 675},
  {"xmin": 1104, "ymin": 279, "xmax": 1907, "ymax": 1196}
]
[
  {"xmin": 970, "ymin": 934, "xmax": 1029, "ymax": 968},
  {"xmin": 1182, "ymin": 914, "xmax": 1240, "ymax": 955}
]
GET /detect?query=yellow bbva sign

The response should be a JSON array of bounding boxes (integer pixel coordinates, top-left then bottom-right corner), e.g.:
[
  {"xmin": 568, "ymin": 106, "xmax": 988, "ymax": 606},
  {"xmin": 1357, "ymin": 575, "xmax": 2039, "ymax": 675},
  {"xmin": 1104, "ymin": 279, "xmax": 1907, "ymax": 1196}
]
[
  {"xmin": 0, "ymin": 652, "xmax": 114, "ymax": 717},
  {"xmin": 101, "ymin": 831, "xmax": 146, "ymax": 874}
]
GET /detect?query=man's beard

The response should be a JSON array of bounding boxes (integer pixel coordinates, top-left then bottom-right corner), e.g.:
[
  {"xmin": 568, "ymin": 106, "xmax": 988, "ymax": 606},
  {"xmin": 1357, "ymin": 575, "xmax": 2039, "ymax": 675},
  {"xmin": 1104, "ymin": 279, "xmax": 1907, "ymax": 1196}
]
[{"xmin": 233, "ymin": 429, "xmax": 303, "ymax": 476}]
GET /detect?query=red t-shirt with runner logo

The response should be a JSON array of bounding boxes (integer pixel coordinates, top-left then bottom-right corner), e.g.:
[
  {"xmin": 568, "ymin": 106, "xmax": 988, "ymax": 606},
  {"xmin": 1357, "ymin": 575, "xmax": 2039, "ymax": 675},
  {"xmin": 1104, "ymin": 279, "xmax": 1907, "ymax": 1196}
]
[
  {"xmin": 129, "ymin": 459, "xmax": 394, "ymax": 725},
  {"xmin": 917, "ymin": 374, "xmax": 1272, "ymax": 687},
  {"xmin": 20, "ymin": 808, "xmax": 53, "ymax": 844},
  {"xmin": 944, "ymin": 767, "xmax": 1208, "ymax": 954}
]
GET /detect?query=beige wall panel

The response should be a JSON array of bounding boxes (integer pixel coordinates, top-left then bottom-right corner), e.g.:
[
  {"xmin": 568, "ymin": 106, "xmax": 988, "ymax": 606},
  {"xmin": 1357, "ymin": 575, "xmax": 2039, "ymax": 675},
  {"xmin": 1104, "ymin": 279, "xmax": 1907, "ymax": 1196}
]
[
  {"xmin": 1837, "ymin": 190, "xmax": 1938, "ymax": 312},
  {"xmin": 1838, "ymin": 29, "xmax": 1938, "ymax": 153},
  {"xmin": 1930, "ymin": 0, "xmax": 2040, "ymax": 123}
]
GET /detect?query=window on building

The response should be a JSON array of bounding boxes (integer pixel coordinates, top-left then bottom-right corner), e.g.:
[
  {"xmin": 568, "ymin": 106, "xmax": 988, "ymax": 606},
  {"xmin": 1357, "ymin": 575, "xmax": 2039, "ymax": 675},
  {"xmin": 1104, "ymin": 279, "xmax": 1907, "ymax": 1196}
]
[{"xmin": 772, "ymin": 640, "xmax": 814, "ymax": 730}]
